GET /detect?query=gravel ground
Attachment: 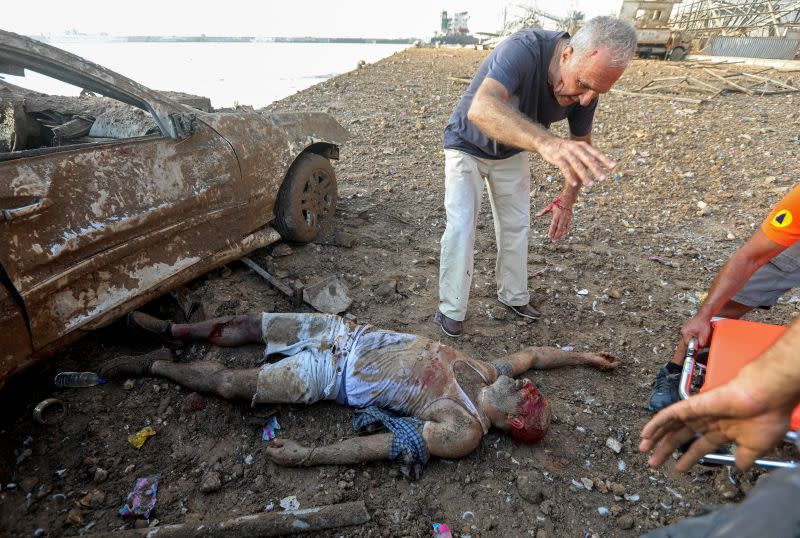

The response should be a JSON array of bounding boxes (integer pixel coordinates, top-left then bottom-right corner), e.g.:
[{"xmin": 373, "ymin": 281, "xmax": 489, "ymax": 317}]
[{"xmin": 1, "ymin": 47, "xmax": 799, "ymax": 537}]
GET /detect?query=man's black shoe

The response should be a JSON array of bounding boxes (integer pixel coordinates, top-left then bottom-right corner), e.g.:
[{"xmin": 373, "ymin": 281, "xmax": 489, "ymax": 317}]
[
  {"xmin": 434, "ymin": 311, "xmax": 463, "ymax": 338},
  {"xmin": 648, "ymin": 365, "xmax": 681, "ymax": 412}
]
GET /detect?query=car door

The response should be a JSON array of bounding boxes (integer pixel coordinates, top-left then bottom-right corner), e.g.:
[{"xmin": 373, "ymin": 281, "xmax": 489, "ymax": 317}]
[
  {"xmin": 0, "ymin": 125, "xmax": 243, "ymax": 350},
  {"xmin": 0, "ymin": 273, "xmax": 33, "ymax": 384}
]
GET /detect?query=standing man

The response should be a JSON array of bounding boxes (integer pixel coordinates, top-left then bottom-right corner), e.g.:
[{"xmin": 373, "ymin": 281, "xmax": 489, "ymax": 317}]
[
  {"xmin": 435, "ymin": 17, "xmax": 637, "ymax": 337},
  {"xmin": 648, "ymin": 183, "xmax": 800, "ymax": 411}
]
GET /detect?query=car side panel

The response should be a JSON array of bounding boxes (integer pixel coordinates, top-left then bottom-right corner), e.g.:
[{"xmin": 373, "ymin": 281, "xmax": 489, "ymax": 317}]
[
  {"xmin": 0, "ymin": 279, "xmax": 32, "ymax": 386},
  {"xmin": 0, "ymin": 121, "xmax": 253, "ymax": 351},
  {"xmin": 198, "ymin": 113, "xmax": 294, "ymax": 221}
]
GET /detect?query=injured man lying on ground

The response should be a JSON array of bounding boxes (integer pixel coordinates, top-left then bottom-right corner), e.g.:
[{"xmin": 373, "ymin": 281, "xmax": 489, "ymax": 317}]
[{"xmin": 101, "ymin": 312, "xmax": 620, "ymax": 479}]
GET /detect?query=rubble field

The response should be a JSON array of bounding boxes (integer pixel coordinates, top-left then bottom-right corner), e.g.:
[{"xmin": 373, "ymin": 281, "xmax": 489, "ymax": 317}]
[{"xmin": 1, "ymin": 47, "xmax": 799, "ymax": 537}]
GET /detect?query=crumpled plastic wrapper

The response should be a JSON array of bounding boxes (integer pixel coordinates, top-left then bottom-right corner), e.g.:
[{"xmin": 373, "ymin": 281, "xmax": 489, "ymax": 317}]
[
  {"xmin": 128, "ymin": 426, "xmax": 156, "ymax": 449},
  {"xmin": 118, "ymin": 475, "xmax": 159, "ymax": 519}
]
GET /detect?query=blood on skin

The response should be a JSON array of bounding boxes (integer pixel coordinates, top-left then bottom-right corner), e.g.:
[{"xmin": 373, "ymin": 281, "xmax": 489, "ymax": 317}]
[
  {"xmin": 421, "ymin": 358, "xmax": 447, "ymax": 390},
  {"xmin": 173, "ymin": 327, "xmax": 191, "ymax": 341},
  {"xmin": 510, "ymin": 383, "xmax": 551, "ymax": 445},
  {"xmin": 208, "ymin": 323, "xmax": 226, "ymax": 342}
]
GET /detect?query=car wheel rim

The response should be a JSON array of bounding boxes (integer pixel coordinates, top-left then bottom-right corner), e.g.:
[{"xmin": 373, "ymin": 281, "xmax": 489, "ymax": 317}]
[{"xmin": 298, "ymin": 167, "xmax": 333, "ymax": 231}]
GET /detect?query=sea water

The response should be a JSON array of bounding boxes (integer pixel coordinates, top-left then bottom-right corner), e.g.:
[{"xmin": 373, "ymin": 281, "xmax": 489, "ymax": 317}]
[{"xmin": 6, "ymin": 41, "xmax": 410, "ymax": 109}]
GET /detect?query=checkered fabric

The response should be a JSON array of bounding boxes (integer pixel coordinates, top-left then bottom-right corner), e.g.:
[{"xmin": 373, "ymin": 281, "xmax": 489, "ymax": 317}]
[{"xmin": 352, "ymin": 406, "xmax": 428, "ymax": 480}]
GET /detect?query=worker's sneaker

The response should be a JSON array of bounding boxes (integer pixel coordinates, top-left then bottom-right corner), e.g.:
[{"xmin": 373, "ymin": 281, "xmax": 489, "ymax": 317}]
[
  {"xmin": 648, "ymin": 364, "xmax": 682, "ymax": 412},
  {"xmin": 503, "ymin": 302, "xmax": 541, "ymax": 320},
  {"xmin": 434, "ymin": 311, "xmax": 463, "ymax": 338},
  {"xmin": 126, "ymin": 311, "xmax": 178, "ymax": 347},
  {"xmin": 99, "ymin": 349, "xmax": 174, "ymax": 380}
]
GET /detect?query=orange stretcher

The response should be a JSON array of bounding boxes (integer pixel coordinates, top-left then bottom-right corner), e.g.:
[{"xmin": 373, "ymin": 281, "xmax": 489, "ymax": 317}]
[{"xmin": 679, "ymin": 318, "xmax": 799, "ymax": 469}]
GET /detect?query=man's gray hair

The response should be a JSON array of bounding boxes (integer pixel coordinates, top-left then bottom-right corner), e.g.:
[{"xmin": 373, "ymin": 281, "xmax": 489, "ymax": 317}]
[{"xmin": 570, "ymin": 16, "xmax": 637, "ymax": 68}]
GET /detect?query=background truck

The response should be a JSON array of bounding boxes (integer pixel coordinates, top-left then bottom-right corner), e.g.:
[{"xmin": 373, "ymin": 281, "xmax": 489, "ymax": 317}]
[{"xmin": 619, "ymin": 0, "xmax": 693, "ymax": 60}]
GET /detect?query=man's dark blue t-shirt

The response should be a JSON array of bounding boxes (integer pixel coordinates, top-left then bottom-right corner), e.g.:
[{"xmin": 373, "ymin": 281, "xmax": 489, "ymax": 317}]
[{"xmin": 443, "ymin": 29, "xmax": 597, "ymax": 161}]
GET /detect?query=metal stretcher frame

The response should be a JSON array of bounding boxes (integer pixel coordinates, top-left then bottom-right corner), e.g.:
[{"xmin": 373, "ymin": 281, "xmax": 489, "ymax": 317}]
[{"xmin": 679, "ymin": 318, "xmax": 798, "ymax": 470}]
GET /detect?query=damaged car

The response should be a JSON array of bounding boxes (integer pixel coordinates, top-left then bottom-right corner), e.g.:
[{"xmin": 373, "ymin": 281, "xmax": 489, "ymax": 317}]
[{"xmin": 0, "ymin": 30, "xmax": 348, "ymax": 387}]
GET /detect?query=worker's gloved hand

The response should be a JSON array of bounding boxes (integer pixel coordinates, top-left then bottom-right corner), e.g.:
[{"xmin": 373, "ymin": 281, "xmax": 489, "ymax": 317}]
[
  {"xmin": 681, "ymin": 314, "xmax": 713, "ymax": 349},
  {"xmin": 265, "ymin": 439, "xmax": 311, "ymax": 466}
]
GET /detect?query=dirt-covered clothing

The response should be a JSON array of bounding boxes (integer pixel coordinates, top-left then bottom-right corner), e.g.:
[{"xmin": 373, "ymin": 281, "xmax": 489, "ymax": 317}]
[
  {"xmin": 438, "ymin": 148, "xmax": 532, "ymax": 320},
  {"xmin": 253, "ymin": 313, "xmax": 492, "ymax": 433},
  {"xmin": 761, "ymin": 183, "xmax": 800, "ymax": 247},
  {"xmin": 443, "ymin": 28, "xmax": 597, "ymax": 160}
]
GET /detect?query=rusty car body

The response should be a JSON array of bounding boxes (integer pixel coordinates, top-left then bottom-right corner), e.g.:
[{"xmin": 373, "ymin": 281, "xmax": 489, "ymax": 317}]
[{"xmin": 0, "ymin": 30, "xmax": 348, "ymax": 387}]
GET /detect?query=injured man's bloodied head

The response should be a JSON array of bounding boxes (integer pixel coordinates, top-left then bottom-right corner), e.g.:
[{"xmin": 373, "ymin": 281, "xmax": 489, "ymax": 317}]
[{"xmin": 478, "ymin": 376, "xmax": 552, "ymax": 444}]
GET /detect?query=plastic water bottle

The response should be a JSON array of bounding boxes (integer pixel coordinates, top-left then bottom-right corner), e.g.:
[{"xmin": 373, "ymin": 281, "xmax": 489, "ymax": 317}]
[{"xmin": 54, "ymin": 372, "xmax": 105, "ymax": 388}]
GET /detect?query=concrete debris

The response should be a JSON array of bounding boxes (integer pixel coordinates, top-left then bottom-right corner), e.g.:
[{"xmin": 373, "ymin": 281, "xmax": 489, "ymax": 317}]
[
  {"xmin": 606, "ymin": 437, "xmax": 623, "ymax": 454},
  {"xmin": 303, "ymin": 276, "xmax": 353, "ymax": 314}
]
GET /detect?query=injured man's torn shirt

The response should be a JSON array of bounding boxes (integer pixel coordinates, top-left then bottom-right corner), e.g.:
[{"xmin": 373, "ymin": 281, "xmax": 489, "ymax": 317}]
[{"xmin": 345, "ymin": 329, "xmax": 493, "ymax": 434}]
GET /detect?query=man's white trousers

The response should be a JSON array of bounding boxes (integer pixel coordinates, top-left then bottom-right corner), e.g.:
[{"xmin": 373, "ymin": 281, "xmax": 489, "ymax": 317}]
[{"xmin": 438, "ymin": 148, "xmax": 531, "ymax": 321}]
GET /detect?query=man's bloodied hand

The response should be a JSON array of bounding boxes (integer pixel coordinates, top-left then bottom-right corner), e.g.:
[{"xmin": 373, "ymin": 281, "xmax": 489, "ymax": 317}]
[
  {"xmin": 583, "ymin": 352, "xmax": 621, "ymax": 371},
  {"xmin": 536, "ymin": 136, "xmax": 616, "ymax": 188},
  {"xmin": 265, "ymin": 439, "xmax": 311, "ymax": 466},
  {"xmin": 536, "ymin": 199, "xmax": 573, "ymax": 241}
]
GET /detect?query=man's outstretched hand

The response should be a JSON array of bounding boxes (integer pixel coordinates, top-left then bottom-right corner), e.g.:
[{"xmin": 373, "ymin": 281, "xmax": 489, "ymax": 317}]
[
  {"xmin": 639, "ymin": 380, "xmax": 791, "ymax": 471},
  {"xmin": 536, "ymin": 136, "xmax": 616, "ymax": 188},
  {"xmin": 536, "ymin": 199, "xmax": 573, "ymax": 241},
  {"xmin": 265, "ymin": 439, "xmax": 311, "ymax": 466},
  {"xmin": 583, "ymin": 352, "xmax": 621, "ymax": 371}
]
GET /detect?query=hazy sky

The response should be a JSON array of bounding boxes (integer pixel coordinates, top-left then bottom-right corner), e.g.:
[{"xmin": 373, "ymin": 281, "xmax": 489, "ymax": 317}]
[{"xmin": 5, "ymin": 1, "xmax": 624, "ymax": 39}]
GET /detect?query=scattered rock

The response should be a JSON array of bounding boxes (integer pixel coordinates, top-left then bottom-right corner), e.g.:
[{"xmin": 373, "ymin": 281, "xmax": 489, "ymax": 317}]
[
  {"xmin": 488, "ymin": 306, "xmax": 509, "ymax": 320},
  {"xmin": 93, "ymin": 468, "xmax": 108, "ymax": 483},
  {"xmin": 580, "ymin": 477, "xmax": 594, "ymax": 490},
  {"xmin": 374, "ymin": 278, "xmax": 398, "ymax": 297},
  {"xmin": 714, "ymin": 471, "xmax": 740, "ymax": 499},
  {"xmin": 200, "ymin": 471, "xmax": 222, "ymax": 494},
  {"xmin": 610, "ymin": 482, "xmax": 626, "ymax": 497},
  {"xmin": 271, "ymin": 243, "xmax": 293, "ymax": 257},
  {"xmin": 303, "ymin": 276, "xmax": 352, "ymax": 314},
  {"xmin": 280, "ymin": 495, "xmax": 300, "ymax": 511},
  {"xmin": 66, "ymin": 508, "xmax": 83, "ymax": 525},
  {"xmin": 123, "ymin": 379, "xmax": 136, "ymax": 390},
  {"xmin": 606, "ymin": 437, "xmax": 623, "ymax": 454},
  {"xmin": 78, "ymin": 489, "xmax": 105, "ymax": 508},
  {"xmin": 16, "ymin": 448, "xmax": 32, "ymax": 465},
  {"xmin": 608, "ymin": 289, "xmax": 622, "ymax": 299},
  {"xmin": 593, "ymin": 478, "xmax": 608, "ymax": 493},
  {"xmin": 517, "ymin": 471, "xmax": 546, "ymax": 504},
  {"xmin": 539, "ymin": 499, "xmax": 555, "ymax": 515},
  {"xmin": 618, "ymin": 514, "xmax": 635, "ymax": 530}
]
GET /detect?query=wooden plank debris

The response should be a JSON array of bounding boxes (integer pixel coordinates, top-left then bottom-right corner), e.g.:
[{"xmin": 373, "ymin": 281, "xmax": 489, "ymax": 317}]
[
  {"xmin": 610, "ymin": 89, "xmax": 706, "ymax": 104},
  {"xmin": 447, "ymin": 76, "xmax": 472, "ymax": 84},
  {"xmin": 703, "ymin": 69, "xmax": 755, "ymax": 95},
  {"xmin": 88, "ymin": 501, "xmax": 370, "ymax": 537}
]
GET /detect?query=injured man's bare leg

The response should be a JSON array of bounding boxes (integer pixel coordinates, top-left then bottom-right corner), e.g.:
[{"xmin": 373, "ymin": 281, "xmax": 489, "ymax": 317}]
[
  {"xmin": 171, "ymin": 314, "xmax": 263, "ymax": 346},
  {"xmin": 151, "ymin": 360, "xmax": 259, "ymax": 400},
  {"xmin": 103, "ymin": 355, "xmax": 313, "ymax": 406}
]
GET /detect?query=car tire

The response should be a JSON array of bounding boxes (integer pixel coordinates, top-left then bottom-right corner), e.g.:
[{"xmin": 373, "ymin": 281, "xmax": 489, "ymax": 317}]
[
  {"xmin": 668, "ymin": 47, "xmax": 686, "ymax": 61},
  {"xmin": 273, "ymin": 152, "xmax": 337, "ymax": 243}
]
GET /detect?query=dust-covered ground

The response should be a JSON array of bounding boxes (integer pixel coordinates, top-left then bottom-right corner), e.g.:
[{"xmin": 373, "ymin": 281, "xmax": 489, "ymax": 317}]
[{"xmin": 2, "ymin": 48, "xmax": 799, "ymax": 537}]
